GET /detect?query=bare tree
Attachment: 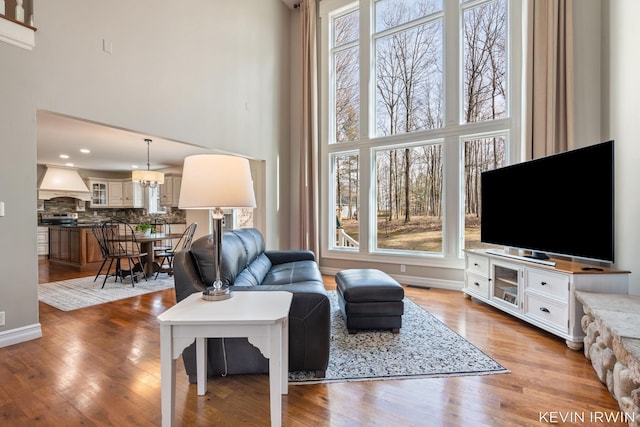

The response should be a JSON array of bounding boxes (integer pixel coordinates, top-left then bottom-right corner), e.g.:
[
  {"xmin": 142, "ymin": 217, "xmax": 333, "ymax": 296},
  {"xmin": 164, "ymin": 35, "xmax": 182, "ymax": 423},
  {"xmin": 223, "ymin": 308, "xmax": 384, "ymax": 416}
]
[
  {"xmin": 335, "ymin": 12, "xmax": 360, "ymax": 143},
  {"xmin": 463, "ymin": 0, "xmax": 506, "ymax": 123}
]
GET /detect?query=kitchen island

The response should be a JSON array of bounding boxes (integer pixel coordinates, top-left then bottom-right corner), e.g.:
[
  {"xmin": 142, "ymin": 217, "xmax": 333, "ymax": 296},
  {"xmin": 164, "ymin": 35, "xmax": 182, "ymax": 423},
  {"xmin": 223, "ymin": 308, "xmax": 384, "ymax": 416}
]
[{"xmin": 48, "ymin": 225, "xmax": 104, "ymax": 270}]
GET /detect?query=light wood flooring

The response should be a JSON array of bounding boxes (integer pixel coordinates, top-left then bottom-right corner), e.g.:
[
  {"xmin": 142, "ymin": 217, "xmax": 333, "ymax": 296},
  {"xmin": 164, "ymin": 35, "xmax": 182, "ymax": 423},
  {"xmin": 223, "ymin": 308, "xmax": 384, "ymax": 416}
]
[{"xmin": 0, "ymin": 262, "xmax": 625, "ymax": 426}]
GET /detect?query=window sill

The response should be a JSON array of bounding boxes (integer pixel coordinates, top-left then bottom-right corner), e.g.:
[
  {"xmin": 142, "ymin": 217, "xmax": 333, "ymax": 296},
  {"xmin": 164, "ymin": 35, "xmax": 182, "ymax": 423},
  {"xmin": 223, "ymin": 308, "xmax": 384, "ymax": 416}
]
[
  {"xmin": 320, "ymin": 248, "xmax": 465, "ymax": 270},
  {"xmin": 0, "ymin": 15, "xmax": 36, "ymax": 50}
]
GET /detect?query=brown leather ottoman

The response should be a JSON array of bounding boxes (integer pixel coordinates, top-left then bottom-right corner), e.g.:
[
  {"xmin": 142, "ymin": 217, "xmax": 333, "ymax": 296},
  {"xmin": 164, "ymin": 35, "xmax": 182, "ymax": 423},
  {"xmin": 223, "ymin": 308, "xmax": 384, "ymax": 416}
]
[{"xmin": 335, "ymin": 269, "xmax": 404, "ymax": 334}]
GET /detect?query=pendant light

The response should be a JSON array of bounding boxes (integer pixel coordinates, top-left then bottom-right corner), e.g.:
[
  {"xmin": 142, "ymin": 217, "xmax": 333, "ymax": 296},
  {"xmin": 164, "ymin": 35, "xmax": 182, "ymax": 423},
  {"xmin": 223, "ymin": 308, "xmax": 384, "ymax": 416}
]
[{"xmin": 132, "ymin": 138, "xmax": 165, "ymax": 188}]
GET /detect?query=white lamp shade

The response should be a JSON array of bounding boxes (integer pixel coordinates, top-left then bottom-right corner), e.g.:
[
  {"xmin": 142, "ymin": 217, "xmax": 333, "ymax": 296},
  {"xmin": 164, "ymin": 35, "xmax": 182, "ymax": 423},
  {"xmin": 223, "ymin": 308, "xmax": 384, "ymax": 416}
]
[
  {"xmin": 179, "ymin": 154, "xmax": 256, "ymax": 209},
  {"xmin": 132, "ymin": 170, "xmax": 165, "ymax": 185}
]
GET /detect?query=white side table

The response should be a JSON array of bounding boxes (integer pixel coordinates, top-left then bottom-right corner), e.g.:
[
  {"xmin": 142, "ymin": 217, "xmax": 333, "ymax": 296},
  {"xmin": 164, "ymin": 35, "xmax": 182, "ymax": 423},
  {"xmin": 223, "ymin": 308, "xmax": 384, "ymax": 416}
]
[{"xmin": 157, "ymin": 291, "xmax": 293, "ymax": 427}]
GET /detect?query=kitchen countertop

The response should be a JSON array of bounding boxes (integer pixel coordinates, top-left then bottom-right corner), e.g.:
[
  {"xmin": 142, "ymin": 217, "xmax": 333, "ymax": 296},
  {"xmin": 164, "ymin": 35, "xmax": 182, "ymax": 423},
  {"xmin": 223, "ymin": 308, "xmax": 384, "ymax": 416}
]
[
  {"xmin": 41, "ymin": 224, "xmax": 97, "ymax": 228},
  {"xmin": 40, "ymin": 222, "xmax": 187, "ymax": 227}
]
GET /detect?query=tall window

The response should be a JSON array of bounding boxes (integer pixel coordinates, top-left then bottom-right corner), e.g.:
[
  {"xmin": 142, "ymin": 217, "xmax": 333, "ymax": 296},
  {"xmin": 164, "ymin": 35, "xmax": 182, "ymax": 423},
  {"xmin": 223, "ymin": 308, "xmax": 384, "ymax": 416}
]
[{"xmin": 321, "ymin": 0, "xmax": 520, "ymax": 264}]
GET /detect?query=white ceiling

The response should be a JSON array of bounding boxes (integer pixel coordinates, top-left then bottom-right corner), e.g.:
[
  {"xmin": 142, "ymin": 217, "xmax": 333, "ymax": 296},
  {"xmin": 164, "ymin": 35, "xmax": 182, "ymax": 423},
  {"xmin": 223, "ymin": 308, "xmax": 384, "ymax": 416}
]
[{"xmin": 36, "ymin": 111, "xmax": 214, "ymax": 172}]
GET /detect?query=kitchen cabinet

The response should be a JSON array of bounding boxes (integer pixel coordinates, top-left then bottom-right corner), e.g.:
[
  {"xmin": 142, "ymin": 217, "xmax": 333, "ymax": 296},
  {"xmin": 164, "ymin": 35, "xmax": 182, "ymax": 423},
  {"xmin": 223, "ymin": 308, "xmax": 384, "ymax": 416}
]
[
  {"xmin": 108, "ymin": 180, "xmax": 124, "ymax": 207},
  {"xmin": 159, "ymin": 176, "xmax": 181, "ymax": 207},
  {"xmin": 88, "ymin": 178, "xmax": 144, "ymax": 208},
  {"xmin": 89, "ymin": 178, "xmax": 108, "ymax": 207},
  {"xmin": 123, "ymin": 181, "xmax": 144, "ymax": 208},
  {"xmin": 49, "ymin": 226, "xmax": 104, "ymax": 270},
  {"xmin": 37, "ymin": 226, "xmax": 49, "ymax": 257}
]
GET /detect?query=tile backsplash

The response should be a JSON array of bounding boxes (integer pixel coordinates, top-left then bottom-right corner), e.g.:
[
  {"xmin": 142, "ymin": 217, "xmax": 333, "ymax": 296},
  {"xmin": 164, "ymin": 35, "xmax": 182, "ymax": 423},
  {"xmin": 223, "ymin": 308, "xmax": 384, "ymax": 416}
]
[{"xmin": 38, "ymin": 197, "xmax": 186, "ymax": 224}]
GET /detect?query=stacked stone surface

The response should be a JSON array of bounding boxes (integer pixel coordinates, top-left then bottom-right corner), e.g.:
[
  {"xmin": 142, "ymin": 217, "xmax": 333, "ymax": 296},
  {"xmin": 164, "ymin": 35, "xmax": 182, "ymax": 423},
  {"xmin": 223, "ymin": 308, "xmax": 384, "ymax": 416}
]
[{"xmin": 577, "ymin": 291, "xmax": 640, "ymax": 427}]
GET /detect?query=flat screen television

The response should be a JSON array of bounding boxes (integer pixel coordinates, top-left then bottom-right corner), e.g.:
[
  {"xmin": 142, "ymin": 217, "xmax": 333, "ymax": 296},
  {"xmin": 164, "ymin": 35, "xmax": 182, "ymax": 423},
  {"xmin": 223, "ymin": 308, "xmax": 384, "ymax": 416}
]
[{"xmin": 480, "ymin": 140, "xmax": 614, "ymax": 264}]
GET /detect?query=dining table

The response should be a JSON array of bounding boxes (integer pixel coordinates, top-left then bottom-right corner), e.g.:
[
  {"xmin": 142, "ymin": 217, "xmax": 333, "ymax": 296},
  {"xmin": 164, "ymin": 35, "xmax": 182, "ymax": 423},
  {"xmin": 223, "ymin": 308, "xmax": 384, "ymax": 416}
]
[{"xmin": 129, "ymin": 233, "xmax": 183, "ymax": 277}]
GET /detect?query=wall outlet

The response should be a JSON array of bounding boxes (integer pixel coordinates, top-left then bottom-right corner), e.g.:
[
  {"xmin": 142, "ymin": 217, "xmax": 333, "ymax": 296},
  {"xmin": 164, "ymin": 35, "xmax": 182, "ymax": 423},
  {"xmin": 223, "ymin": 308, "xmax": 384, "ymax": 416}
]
[
  {"xmin": 0, "ymin": 311, "xmax": 5, "ymax": 326},
  {"xmin": 400, "ymin": 264, "xmax": 406, "ymax": 273}
]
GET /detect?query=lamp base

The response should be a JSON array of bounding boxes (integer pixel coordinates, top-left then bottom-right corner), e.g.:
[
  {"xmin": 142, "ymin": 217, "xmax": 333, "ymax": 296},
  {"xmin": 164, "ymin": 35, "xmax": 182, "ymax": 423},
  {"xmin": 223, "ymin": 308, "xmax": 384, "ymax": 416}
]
[{"xmin": 202, "ymin": 287, "xmax": 233, "ymax": 301}]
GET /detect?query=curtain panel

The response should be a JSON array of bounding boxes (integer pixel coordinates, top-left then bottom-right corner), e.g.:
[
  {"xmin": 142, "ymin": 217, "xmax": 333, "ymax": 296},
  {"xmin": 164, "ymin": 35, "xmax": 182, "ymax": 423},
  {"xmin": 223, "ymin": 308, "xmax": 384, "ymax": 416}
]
[
  {"xmin": 525, "ymin": 0, "xmax": 574, "ymax": 159},
  {"xmin": 297, "ymin": 0, "xmax": 319, "ymax": 255}
]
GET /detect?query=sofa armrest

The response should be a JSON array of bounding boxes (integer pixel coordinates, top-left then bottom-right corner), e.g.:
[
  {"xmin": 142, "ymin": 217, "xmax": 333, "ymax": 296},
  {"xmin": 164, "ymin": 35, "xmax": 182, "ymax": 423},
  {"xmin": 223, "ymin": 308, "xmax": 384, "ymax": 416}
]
[
  {"xmin": 234, "ymin": 282, "xmax": 330, "ymax": 372},
  {"xmin": 265, "ymin": 250, "xmax": 316, "ymax": 265},
  {"xmin": 172, "ymin": 249, "xmax": 209, "ymax": 302}
]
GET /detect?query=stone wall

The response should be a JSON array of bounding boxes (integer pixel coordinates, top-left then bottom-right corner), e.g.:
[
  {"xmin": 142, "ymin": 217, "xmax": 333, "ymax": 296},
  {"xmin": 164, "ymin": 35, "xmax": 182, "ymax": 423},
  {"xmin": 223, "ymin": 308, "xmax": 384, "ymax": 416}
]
[
  {"xmin": 578, "ymin": 291, "xmax": 640, "ymax": 427},
  {"xmin": 39, "ymin": 197, "xmax": 186, "ymax": 224}
]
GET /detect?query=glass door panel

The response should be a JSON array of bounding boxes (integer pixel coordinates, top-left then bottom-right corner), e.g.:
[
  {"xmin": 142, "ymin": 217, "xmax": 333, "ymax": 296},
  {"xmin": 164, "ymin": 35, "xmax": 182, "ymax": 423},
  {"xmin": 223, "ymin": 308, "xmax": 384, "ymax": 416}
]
[{"xmin": 492, "ymin": 263, "xmax": 519, "ymax": 308}]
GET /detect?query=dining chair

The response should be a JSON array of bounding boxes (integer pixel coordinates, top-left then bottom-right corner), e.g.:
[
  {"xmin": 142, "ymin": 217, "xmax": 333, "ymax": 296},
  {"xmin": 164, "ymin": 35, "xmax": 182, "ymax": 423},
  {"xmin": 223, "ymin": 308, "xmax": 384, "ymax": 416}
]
[
  {"xmin": 154, "ymin": 222, "xmax": 197, "ymax": 279},
  {"xmin": 151, "ymin": 217, "xmax": 172, "ymax": 254},
  {"xmin": 92, "ymin": 222, "xmax": 115, "ymax": 284},
  {"xmin": 102, "ymin": 219, "xmax": 148, "ymax": 287}
]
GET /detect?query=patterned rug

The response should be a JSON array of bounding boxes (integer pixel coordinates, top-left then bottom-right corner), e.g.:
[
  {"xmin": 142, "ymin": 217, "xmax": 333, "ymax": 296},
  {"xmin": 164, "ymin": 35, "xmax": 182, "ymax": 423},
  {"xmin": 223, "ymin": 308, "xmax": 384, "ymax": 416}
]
[
  {"xmin": 289, "ymin": 291, "xmax": 509, "ymax": 384},
  {"xmin": 38, "ymin": 275, "xmax": 175, "ymax": 311}
]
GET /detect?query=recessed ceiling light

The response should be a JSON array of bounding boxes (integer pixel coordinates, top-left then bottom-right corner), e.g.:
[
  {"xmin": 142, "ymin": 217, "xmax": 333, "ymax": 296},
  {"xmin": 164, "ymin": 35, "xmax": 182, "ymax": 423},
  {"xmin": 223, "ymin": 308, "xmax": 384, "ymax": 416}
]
[
  {"xmin": 60, "ymin": 154, "xmax": 70, "ymax": 159},
  {"xmin": 132, "ymin": 165, "xmax": 139, "ymax": 169},
  {"xmin": 80, "ymin": 149, "xmax": 90, "ymax": 154},
  {"xmin": 65, "ymin": 162, "xmax": 74, "ymax": 167}
]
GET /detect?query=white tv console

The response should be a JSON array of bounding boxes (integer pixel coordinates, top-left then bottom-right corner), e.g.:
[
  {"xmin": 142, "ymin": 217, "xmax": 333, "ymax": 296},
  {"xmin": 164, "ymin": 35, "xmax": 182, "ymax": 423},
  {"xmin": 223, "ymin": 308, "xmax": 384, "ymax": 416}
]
[{"xmin": 464, "ymin": 249, "xmax": 630, "ymax": 350}]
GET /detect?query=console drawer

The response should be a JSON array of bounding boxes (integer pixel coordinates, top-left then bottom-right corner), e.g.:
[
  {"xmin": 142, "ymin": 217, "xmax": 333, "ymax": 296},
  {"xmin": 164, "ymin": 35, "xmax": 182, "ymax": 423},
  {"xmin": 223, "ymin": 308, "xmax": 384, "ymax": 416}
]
[
  {"xmin": 526, "ymin": 270, "xmax": 569, "ymax": 302},
  {"xmin": 465, "ymin": 272, "xmax": 489, "ymax": 298},
  {"xmin": 525, "ymin": 293, "xmax": 568, "ymax": 332},
  {"xmin": 466, "ymin": 254, "xmax": 489, "ymax": 276}
]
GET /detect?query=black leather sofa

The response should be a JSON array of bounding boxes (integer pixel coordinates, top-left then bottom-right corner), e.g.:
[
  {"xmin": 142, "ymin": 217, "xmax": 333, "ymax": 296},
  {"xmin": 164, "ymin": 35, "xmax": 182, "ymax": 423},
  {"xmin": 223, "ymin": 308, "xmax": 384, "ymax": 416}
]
[{"xmin": 172, "ymin": 228, "xmax": 330, "ymax": 382}]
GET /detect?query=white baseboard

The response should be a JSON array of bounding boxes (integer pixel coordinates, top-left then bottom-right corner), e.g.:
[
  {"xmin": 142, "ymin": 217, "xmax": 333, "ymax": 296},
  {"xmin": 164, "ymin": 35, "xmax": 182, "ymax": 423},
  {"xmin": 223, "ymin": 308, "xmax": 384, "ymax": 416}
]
[
  {"xmin": 0, "ymin": 323, "xmax": 43, "ymax": 348},
  {"xmin": 319, "ymin": 267, "xmax": 463, "ymax": 291}
]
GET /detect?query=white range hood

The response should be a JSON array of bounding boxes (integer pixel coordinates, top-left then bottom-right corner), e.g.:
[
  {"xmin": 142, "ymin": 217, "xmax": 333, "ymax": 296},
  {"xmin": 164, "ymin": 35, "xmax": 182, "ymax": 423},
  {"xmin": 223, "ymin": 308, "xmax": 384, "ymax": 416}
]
[{"xmin": 38, "ymin": 165, "xmax": 91, "ymax": 201}]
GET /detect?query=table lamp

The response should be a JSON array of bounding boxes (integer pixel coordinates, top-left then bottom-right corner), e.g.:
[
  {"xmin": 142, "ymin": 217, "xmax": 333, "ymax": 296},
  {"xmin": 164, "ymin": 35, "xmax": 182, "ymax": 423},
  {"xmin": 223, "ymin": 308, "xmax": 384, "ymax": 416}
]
[{"xmin": 179, "ymin": 154, "xmax": 256, "ymax": 300}]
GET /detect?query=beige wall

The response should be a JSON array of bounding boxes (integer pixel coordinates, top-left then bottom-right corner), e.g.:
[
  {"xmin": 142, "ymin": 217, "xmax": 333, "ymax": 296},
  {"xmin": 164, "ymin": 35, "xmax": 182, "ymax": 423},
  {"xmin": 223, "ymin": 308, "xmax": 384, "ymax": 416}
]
[
  {"xmin": 572, "ymin": 0, "xmax": 603, "ymax": 149},
  {"xmin": 0, "ymin": 0, "xmax": 292, "ymax": 346},
  {"xmin": 0, "ymin": 40, "xmax": 39, "ymax": 344}
]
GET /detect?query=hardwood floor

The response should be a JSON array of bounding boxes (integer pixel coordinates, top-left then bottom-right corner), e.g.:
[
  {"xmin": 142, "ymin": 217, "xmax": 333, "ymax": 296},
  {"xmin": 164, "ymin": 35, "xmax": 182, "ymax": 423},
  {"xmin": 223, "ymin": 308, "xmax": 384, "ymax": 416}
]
[{"xmin": 0, "ymin": 263, "xmax": 624, "ymax": 426}]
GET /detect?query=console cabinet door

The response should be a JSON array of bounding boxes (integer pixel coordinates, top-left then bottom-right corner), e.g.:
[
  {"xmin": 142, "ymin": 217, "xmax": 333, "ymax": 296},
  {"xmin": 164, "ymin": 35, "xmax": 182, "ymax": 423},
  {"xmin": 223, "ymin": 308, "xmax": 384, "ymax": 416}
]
[{"xmin": 490, "ymin": 260, "xmax": 522, "ymax": 312}]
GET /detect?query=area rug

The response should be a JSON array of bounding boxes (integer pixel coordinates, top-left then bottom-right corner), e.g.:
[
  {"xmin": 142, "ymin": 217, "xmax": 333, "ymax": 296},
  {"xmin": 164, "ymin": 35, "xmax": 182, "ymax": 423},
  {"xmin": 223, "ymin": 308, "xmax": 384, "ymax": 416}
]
[
  {"xmin": 38, "ymin": 275, "xmax": 175, "ymax": 311},
  {"xmin": 289, "ymin": 291, "xmax": 509, "ymax": 384}
]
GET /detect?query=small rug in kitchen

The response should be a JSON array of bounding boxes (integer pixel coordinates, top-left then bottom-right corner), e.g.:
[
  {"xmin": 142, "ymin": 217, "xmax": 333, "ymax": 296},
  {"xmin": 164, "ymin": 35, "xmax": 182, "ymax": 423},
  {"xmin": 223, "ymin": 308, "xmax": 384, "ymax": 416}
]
[
  {"xmin": 288, "ymin": 290, "xmax": 509, "ymax": 384},
  {"xmin": 38, "ymin": 275, "xmax": 175, "ymax": 311}
]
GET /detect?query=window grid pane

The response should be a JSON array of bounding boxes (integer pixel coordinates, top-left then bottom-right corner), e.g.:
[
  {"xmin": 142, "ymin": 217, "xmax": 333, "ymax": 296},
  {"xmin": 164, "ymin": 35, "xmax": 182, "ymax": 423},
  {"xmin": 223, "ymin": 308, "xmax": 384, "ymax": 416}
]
[
  {"xmin": 375, "ymin": 0, "xmax": 443, "ymax": 33},
  {"xmin": 463, "ymin": 135, "xmax": 506, "ymax": 250},
  {"xmin": 375, "ymin": 19, "xmax": 443, "ymax": 137},
  {"xmin": 463, "ymin": 0, "xmax": 508, "ymax": 123},
  {"xmin": 334, "ymin": 10, "xmax": 359, "ymax": 46},
  {"xmin": 334, "ymin": 46, "xmax": 360, "ymax": 143},
  {"xmin": 333, "ymin": 153, "xmax": 360, "ymax": 249},
  {"xmin": 375, "ymin": 144, "xmax": 443, "ymax": 253}
]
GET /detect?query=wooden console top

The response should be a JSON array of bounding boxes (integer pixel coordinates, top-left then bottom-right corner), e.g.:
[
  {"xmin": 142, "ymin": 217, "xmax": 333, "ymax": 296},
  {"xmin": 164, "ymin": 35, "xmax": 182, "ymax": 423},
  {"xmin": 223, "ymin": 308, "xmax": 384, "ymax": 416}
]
[{"xmin": 468, "ymin": 249, "xmax": 630, "ymax": 275}]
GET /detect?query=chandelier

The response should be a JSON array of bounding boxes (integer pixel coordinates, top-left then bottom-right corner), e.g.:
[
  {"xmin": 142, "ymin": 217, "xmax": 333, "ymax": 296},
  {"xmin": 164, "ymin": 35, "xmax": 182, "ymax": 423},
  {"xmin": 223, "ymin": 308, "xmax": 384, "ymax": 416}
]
[{"xmin": 132, "ymin": 138, "xmax": 165, "ymax": 188}]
